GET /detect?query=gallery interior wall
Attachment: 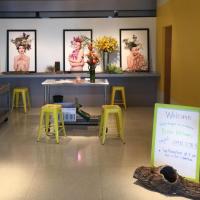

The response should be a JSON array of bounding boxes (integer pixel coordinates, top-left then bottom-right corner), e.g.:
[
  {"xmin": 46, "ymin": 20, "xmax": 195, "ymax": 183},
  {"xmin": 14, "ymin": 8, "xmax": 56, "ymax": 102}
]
[
  {"xmin": 0, "ymin": 17, "xmax": 156, "ymax": 72},
  {"xmin": 157, "ymin": 0, "xmax": 200, "ymax": 106}
]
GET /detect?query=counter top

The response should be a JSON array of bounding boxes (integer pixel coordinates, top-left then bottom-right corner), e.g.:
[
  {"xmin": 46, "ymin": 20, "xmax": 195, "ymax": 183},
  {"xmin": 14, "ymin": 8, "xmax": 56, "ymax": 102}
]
[
  {"xmin": 0, "ymin": 72, "xmax": 160, "ymax": 78},
  {"xmin": 0, "ymin": 72, "xmax": 159, "ymax": 107}
]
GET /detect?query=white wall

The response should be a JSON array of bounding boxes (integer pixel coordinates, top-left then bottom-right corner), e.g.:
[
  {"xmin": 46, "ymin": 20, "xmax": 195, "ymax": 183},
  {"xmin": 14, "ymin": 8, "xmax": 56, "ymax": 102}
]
[{"xmin": 0, "ymin": 17, "xmax": 156, "ymax": 72}]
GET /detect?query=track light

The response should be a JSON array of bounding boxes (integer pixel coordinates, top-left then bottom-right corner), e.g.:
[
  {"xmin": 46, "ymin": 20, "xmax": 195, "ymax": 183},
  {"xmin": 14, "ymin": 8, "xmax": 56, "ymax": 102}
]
[{"xmin": 113, "ymin": 10, "xmax": 118, "ymax": 17}]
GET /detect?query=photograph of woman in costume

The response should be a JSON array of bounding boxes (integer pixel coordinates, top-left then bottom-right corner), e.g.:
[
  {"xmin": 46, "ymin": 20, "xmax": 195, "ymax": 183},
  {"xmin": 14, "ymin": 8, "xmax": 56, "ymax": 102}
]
[
  {"xmin": 13, "ymin": 45, "xmax": 30, "ymax": 72},
  {"xmin": 121, "ymin": 30, "xmax": 149, "ymax": 72},
  {"xmin": 63, "ymin": 30, "xmax": 92, "ymax": 72},
  {"xmin": 8, "ymin": 31, "xmax": 36, "ymax": 72},
  {"xmin": 126, "ymin": 42, "xmax": 146, "ymax": 72},
  {"xmin": 68, "ymin": 36, "xmax": 84, "ymax": 71}
]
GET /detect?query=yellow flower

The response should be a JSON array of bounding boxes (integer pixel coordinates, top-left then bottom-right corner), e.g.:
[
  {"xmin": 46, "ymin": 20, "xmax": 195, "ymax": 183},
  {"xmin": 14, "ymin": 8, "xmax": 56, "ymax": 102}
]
[{"xmin": 94, "ymin": 36, "xmax": 118, "ymax": 53}]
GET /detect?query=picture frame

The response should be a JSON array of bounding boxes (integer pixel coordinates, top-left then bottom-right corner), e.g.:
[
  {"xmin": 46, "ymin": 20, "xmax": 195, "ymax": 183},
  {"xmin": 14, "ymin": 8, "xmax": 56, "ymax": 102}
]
[
  {"xmin": 63, "ymin": 29, "xmax": 93, "ymax": 72},
  {"xmin": 7, "ymin": 30, "xmax": 37, "ymax": 72},
  {"xmin": 120, "ymin": 28, "xmax": 150, "ymax": 72}
]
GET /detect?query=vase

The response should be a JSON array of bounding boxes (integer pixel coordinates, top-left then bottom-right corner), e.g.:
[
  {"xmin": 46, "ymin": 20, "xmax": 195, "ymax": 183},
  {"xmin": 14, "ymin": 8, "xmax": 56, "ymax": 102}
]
[
  {"xmin": 89, "ymin": 67, "xmax": 95, "ymax": 83},
  {"xmin": 102, "ymin": 51, "xmax": 110, "ymax": 72}
]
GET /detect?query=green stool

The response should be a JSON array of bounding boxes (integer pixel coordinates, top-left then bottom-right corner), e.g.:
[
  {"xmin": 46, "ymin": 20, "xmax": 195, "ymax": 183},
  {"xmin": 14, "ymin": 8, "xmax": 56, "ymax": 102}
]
[
  {"xmin": 99, "ymin": 105, "xmax": 125, "ymax": 145},
  {"xmin": 11, "ymin": 87, "xmax": 31, "ymax": 113},
  {"xmin": 111, "ymin": 86, "xmax": 127, "ymax": 110},
  {"xmin": 37, "ymin": 104, "xmax": 66, "ymax": 144}
]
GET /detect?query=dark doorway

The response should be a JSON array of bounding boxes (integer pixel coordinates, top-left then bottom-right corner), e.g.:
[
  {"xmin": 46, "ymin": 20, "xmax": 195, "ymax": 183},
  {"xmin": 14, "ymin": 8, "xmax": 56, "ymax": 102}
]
[{"xmin": 164, "ymin": 25, "xmax": 172, "ymax": 104}]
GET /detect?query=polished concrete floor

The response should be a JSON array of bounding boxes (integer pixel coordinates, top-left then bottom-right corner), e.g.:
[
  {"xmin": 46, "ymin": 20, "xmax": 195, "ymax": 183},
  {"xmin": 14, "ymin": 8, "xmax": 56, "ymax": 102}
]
[{"xmin": 0, "ymin": 107, "xmax": 187, "ymax": 200}]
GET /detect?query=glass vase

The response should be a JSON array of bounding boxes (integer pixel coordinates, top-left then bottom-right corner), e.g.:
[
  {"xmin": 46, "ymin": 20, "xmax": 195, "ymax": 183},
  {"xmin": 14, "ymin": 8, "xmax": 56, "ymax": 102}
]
[
  {"xmin": 89, "ymin": 67, "xmax": 95, "ymax": 83},
  {"xmin": 102, "ymin": 51, "xmax": 109, "ymax": 72}
]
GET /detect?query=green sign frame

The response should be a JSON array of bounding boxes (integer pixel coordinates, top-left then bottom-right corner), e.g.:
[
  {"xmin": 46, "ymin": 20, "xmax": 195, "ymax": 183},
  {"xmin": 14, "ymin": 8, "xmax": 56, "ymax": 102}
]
[{"xmin": 151, "ymin": 103, "xmax": 200, "ymax": 182}]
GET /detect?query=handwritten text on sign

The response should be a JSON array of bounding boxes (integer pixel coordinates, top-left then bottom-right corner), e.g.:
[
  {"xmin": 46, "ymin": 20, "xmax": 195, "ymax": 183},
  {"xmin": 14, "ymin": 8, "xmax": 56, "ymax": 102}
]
[{"xmin": 154, "ymin": 107, "xmax": 199, "ymax": 178}]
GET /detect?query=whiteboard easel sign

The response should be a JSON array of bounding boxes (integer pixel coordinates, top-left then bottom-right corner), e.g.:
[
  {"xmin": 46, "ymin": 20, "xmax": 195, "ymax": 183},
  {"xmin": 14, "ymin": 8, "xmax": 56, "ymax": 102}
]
[{"xmin": 151, "ymin": 103, "xmax": 200, "ymax": 182}]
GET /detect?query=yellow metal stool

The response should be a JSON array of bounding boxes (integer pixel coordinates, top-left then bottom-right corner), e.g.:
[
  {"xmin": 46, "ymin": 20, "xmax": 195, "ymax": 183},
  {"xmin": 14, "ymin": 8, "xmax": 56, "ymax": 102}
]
[
  {"xmin": 111, "ymin": 86, "xmax": 127, "ymax": 109},
  {"xmin": 11, "ymin": 87, "xmax": 31, "ymax": 113},
  {"xmin": 37, "ymin": 104, "xmax": 66, "ymax": 144},
  {"xmin": 99, "ymin": 105, "xmax": 125, "ymax": 145}
]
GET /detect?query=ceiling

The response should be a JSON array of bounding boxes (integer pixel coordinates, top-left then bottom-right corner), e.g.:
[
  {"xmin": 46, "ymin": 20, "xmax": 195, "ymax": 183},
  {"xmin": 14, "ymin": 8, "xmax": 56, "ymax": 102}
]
[{"xmin": 0, "ymin": 0, "xmax": 157, "ymax": 18}]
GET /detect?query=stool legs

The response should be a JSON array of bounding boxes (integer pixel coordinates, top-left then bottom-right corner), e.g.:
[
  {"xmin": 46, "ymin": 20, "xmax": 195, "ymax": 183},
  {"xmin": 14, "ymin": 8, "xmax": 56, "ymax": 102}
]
[
  {"xmin": 27, "ymin": 90, "xmax": 31, "ymax": 109},
  {"xmin": 116, "ymin": 110, "xmax": 125, "ymax": 143},
  {"xmin": 60, "ymin": 112, "xmax": 66, "ymax": 136},
  {"xmin": 99, "ymin": 114, "xmax": 104, "ymax": 137},
  {"xmin": 11, "ymin": 88, "xmax": 31, "ymax": 113},
  {"xmin": 11, "ymin": 91, "xmax": 15, "ymax": 111},
  {"xmin": 37, "ymin": 110, "xmax": 44, "ymax": 142},
  {"xmin": 45, "ymin": 112, "xmax": 50, "ymax": 134},
  {"xmin": 37, "ymin": 106, "xmax": 66, "ymax": 144},
  {"xmin": 111, "ymin": 89, "xmax": 115, "ymax": 105},
  {"xmin": 22, "ymin": 91, "xmax": 27, "ymax": 113},
  {"xmin": 16, "ymin": 92, "xmax": 19, "ymax": 108},
  {"xmin": 101, "ymin": 113, "xmax": 108, "ymax": 145},
  {"xmin": 121, "ymin": 89, "xmax": 127, "ymax": 110},
  {"xmin": 99, "ymin": 107, "xmax": 125, "ymax": 145},
  {"xmin": 53, "ymin": 111, "xmax": 59, "ymax": 144}
]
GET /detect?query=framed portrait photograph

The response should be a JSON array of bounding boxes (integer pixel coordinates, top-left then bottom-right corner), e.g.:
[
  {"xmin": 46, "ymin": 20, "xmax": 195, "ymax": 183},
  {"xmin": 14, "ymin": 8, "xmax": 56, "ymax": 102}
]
[
  {"xmin": 63, "ymin": 29, "xmax": 93, "ymax": 72},
  {"xmin": 120, "ymin": 28, "xmax": 150, "ymax": 72},
  {"xmin": 7, "ymin": 30, "xmax": 37, "ymax": 72}
]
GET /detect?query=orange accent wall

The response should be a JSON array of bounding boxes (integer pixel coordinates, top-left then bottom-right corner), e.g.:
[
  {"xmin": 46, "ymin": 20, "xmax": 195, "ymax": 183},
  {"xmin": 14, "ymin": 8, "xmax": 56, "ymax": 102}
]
[{"xmin": 157, "ymin": 0, "xmax": 200, "ymax": 106}]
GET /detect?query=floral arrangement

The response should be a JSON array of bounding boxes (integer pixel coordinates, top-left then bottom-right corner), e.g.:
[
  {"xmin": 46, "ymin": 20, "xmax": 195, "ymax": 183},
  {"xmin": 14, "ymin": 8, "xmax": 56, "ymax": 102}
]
[
  {"xmin": 94, "ymin": 36, "xmax": 118, "ymax": 53},
  {"xmin": 11, "ymin": 32, "xmax": 32, "ymax": 50},
  {"xmin": 86, "ymin": 43, "xmax": 100, "ymax": 68}
]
